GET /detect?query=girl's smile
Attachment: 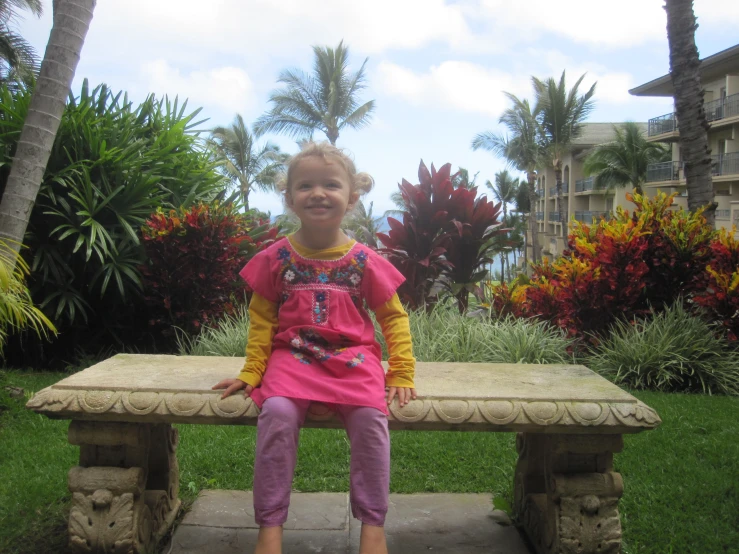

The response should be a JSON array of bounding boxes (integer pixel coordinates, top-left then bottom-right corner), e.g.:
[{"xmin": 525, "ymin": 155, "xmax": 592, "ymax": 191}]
[{"xmin": 286, "ymin": 156, "xmax": 357, "ymax": 228}]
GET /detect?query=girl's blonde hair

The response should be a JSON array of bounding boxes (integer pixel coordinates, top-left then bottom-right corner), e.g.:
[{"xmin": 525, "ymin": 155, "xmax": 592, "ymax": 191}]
[{"xmin": 277, "ymin": 142, "xmax": 374, "ymax": 199}]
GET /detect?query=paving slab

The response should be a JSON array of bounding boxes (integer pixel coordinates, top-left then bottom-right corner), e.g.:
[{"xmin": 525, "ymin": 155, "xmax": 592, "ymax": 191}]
[{"xmin": 166, "ymin": 490, "xmax": 531, "ymax": 554}]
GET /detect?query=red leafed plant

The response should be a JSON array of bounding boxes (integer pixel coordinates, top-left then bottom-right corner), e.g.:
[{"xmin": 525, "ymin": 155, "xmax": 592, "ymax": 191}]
[
  {"xmin": 377, "ymin": 161, "xmax": 505, "ymax": 312},
  {"xmin": 140, "ymin": 202, "xmax": 278, "ymax": 340},
  {"xmin": 693, "ymin": 228, "xmax": 739, "ymax": 340}
]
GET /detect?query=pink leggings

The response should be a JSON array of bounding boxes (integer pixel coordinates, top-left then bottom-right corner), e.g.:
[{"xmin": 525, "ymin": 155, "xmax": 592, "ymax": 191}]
[{"xmin": 253, "ymin": 396, "xmax": 390, "ymax": 527}]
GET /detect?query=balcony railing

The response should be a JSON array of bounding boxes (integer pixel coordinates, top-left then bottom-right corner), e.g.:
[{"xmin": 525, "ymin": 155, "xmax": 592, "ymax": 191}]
[
  {"xmin": 549, "ymin": 211, "xmax": 568, "ymax": 222},
  {"xmin": 574, "ymin": 211, "xmax": 610, "ymax": 222},
  {"xmin": 715, "ymin": 209, "xmax": 731, "ymax": 220},
  {"xmin": 646, "ymin": 161, "xmax": 682, "ymax": 183},
  {"xmin": 536, "ymin": 211, "xmax": 544, "ymax": 221},
  {"xmin": 704, "ymin": 93, "xmax": 739, "ymax": 123},
  {"xmin": 648, "ymin": 93, "xmax": 739, "ymax": 137},
  {"xmin": 648, "ymin": 112, "xmax": 677, "ymax": 137},
  {"xmin": 711, "ymin": 152, "xmax": 739, "ymax": 177},
  {"xmin": 574, "ymin": 176, "xmax": 607, "ymax": 192},
  {"xmin": 549, "ymin": 183, "xmax": 569, "ymax": 195}
]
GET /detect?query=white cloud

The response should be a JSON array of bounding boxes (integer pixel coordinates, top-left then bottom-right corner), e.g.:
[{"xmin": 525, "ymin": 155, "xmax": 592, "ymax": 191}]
[
  {"xmin": 140, "ymin": 60, "xmax": 256, "ymax": 115},
  {"xmin": 375, "ymin": 61, "xmax": 531, "ymax": 116}
]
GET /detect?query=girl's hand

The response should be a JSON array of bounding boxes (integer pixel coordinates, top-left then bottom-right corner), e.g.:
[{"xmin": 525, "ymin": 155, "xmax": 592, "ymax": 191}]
[
  {"xmin": 386, "ymin": 386, "xmax": 417, "ymax": 407},
  {"xmin": 212, "ymin": 379, "xmax": 254, "ymax": 399}
]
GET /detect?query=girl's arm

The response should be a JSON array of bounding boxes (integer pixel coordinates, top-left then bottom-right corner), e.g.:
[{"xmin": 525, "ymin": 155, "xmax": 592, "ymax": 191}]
[
  {"xmin": 236, "ymin": 292, "xmax": 279, "ymax": 387},
  {"xmin": 375, "ymin": 293, "xmax": 415, "ymax": 389}
]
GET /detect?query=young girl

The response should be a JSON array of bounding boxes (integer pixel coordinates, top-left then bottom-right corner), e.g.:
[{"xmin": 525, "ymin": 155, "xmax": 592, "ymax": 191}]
[{"xmin": 213, "ymin": 142, "xmax": 416, "ymax": 554}]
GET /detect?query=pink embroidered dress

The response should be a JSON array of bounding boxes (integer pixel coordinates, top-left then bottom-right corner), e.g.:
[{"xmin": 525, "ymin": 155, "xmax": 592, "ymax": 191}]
[{"xmin": 239, "ymin": 238, "xmax": 405, "ymax": 415}]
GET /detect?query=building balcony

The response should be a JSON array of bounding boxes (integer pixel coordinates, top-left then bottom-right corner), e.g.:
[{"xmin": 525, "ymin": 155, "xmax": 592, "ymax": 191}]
[
  {"xmin": 549, "ymin": 211, "xmax": 568, "ymax": 222},
  {"xmin": 716, "ymin": 209, "xmax": 731, "ymax": 220},
  {"xmin": 574, "ymin": 176, "xmax": 608, "ymax": 193},
  {"xmin": 549, "ymin": 183, "xmax": 569, "ymax": 196},
  {"xmin": 536, "ymin": 211, "xmax": 544, "ymax": 221},
  {"xmin": 574, "ymin": 210, "xmax": 610, "ymax": 222},
  {"xmin": 647, "ymin": 92, "xmax": 739, "ymax": 140},
  {"xmin": 646, "ymin": 161, "xmax": 682, "ymax": 183},
  {"xmin": 648, "ymin": 112, "xmax": 677, "ymax": 137},
  {"xmin": 646, "ymin": 152, "xmax": 739, "ymax": 185},
  {"xmin": 711, "ymin": 152, "xmax": 739, "ymax": 177},
  {"xmin": 704, "ymin": 93, "xmax": 739, "ymax": 124}
]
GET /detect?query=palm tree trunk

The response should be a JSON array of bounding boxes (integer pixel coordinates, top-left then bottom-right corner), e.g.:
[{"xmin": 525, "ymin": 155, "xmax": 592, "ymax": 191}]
[
  {"xmin": 526, "ymin": 171, "xmax": 538, "ymax": 266},
  {"xmin": 501, "ymin": 204, "xmax": 508, "ymax": 284},
  {"xmin": 555, "ymin": 164, "xmax": 566, "ymax": 239},
  {"xmin": 665, "ymin": 0, "xmax": 715, "ymax": 226},
  {"xmin": 0, "ymin": 0, "xmax": 97, "ymax": 255}
]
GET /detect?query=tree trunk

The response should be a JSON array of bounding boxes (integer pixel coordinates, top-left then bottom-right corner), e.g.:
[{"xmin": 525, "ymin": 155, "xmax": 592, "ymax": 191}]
[
  {"xmin": 326, "ymin": 127, "xmax": 339, "ymax": 145},
  {"xmin": 0, "ymin": 0, "xmax": 97, "ymax": 255},
  {"xmin": 555, "ymin": 163, "xmax": 566, "ymax": 239},
  {"xmin": 501, "ymin": 204, "xmax": 508, "ymax": 283},
  {"xmin": 527, "ymin": 171, "xmax": 538, "ymax": 266},
  {"xmin": 664, "ymin": 0, "xmax": 715, "ymax": 226}
]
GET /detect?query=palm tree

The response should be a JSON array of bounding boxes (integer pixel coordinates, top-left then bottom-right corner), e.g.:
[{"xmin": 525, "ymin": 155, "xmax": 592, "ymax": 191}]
[
  {"xmin": 472, "ymin": 93, "xmax": 542, "ymax": 265},
  {"xmin": 664, "ymin": 0, "xmax": 715, "ymax": 226},
  {"xmin": 254, "ymin": 41, "xmax": 374, "ymax": 145},
  {"xmin": 583, "ymin": 122, "xmax": 671, "ymax": 195},
  {"xmin": 343, "ymin": 199, "xmax": 384, "ymax": 248},
  {"xmin": 0, "ymin": 0, "xmax": 96, "ymax": 256},
  {"xmin": 487, "ymin": 170, "xmax": 519, "ymax": 282},
  {"xmin": 209, "ymin": 114, "xmax": 287, "ymax": 211},
  {"xmin": 0, "ymin": 0, "xmax": 42, "ymax": 87},
  {"xmin": 533, "ymin": 71, "xmax": 596, "ymax": 238}
]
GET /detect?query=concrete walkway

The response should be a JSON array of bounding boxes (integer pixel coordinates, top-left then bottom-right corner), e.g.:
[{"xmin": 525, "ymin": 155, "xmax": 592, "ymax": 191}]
[{"xmin": 166, "ymin": 490, "xmax": 532, "ymax": 553}]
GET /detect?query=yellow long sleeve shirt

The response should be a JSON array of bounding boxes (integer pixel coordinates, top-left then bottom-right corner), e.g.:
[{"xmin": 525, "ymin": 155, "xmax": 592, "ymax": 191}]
[{"xmin": 236, "ymin": 236, "xmax": 415, "ymax": 389}]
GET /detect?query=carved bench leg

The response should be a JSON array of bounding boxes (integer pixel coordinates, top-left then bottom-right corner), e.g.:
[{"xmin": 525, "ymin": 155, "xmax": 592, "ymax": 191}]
[
  {"xmin": 67, "ymin": 421, "xmax": 181, "ymax": 554},
  {"xmin": 514, "ymin": 433, "xmax": 624, "ymax": 554}
]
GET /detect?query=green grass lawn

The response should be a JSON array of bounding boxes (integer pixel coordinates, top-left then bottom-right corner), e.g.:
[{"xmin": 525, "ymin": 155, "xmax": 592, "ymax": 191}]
[{"xmin": 1, "ymin": 371, "xmax": 737, "ymax": 554}]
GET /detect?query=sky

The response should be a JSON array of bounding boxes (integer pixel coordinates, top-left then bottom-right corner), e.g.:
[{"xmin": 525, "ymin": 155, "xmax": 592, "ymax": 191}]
[{"xmin": 15, "ymin": 0, "xmax": 739, "ymax": 217}]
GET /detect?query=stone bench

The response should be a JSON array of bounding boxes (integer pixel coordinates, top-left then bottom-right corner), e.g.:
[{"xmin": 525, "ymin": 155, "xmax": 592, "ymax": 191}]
[{"xmin": 26, "ymin": 354, "xmax": 661, "ymax": 554}]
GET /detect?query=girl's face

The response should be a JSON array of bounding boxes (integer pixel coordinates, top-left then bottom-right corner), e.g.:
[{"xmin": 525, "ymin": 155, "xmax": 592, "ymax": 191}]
[{"xmin": 286, "ymin": 156, "xmax": 358, "ymax": 231}]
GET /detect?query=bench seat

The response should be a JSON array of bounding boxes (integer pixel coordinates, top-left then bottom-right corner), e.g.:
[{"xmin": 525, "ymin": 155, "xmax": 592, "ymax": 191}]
[{"xmin": 27, "ymin": 354, "xmax": 661, "ymax": 554}]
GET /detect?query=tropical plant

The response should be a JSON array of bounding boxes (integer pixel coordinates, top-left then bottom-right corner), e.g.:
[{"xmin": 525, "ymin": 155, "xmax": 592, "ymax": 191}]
[
  {"xmin": 533, "ymin": 71, "xmax": 596, "ymax": 237},
  {"xmin": 343, "ymin": 199, "xmax": 383, "ymax": 248},
  {"xmin": 377, "ymin": 162, "xmax": 455, "ymax": 311},
  {"xmin": 0, "ymin": 0, "xmax": 96, "ymax": 256},
  {"xmin": 664, "ymin": 0, "xmax": 715, "ymax": 225},
  {"xmin": 140, "ymin": 203, "xmax": 278, "ymax": 342},
  {"xmin": 377, "ymin": 161, "xmax": 505, "ymax": 313},
  {"xmin": 693, "ymin": 228, "xmax": 739, "ymax": 340},
  {"xmin": 441, "ymin": 185, "xmax": 505, "ymax": 312},
  {"xmin": 0, "ymin": 0, "xmax": 42, "ymax": 87},
  {"xmin": 487, "ymin": 191, "xmax": 716, "ymax": 341},
  {"xmin": 209, "ymin": 114, "xmax": 287, "ymax": 210},
  {"xmin": 583, "ymin": 122, "xmax": 671, "ymax": 194},
  {"xmin": 589, "ymin": 302, "xmax": 739, "ymax": 396},
  {"xmin": 487, "ymin": 170, "xmax": 520, "ymax": 281},
  {"xmin": 0, "ymin": 239, "xmax": 55, "ymax": 351},
  {"xmin": 254, "ymin": 41, "xmax": 374, "ymax": 145},
  {"xmin": 0, "ymin": 81, "xmax": 227, "ymax": 364},
  {"xmin": 472, "ymin": 93, "xmax": 542, "ymax": 265}
]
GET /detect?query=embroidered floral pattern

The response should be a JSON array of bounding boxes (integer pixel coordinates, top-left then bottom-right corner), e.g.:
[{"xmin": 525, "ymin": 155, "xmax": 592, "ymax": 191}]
[
  {"xmin": 289, "ymin": 328, "xmax": 348, "ymax": 364},
  {"xmin": 278, "ymin": 245, "xmax": 368, "ymax": 291},
  {"xmin": 346, "ymin": 353, "xmax": 365, "ymax": 368},
  {"xmin": 313, "ymin": 291, "xmax": 329, "ymax": 325}
]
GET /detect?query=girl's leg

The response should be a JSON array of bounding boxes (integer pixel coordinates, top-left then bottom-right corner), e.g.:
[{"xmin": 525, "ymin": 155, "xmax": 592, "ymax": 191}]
[
  {"xmin": 339, "ymin": 404, "xmax": 390, "ymax": 553},
  {"xmin": 253, "ymin": 396, "xmax": 310, "ymax": 527}
]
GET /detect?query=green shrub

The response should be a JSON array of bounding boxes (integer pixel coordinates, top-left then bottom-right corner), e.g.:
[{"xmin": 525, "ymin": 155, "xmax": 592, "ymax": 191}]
[
  {"xmin": 181, "ymin": 304, "xmax": 573, "ymax": 365},
  {"xmin": 588, "ymin": 303, "xmax": 739, "ymax": 395},
  {"xmin": 0, "ymin": 81, "xmax": 227, "ymax": 364},
  {"xmin": 178, "ymin": 304, "xmax": 249, "ymax": 357},
  {"xmin": 381, "ymin": 306, "xmax": 573, "ymax": 364}
]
